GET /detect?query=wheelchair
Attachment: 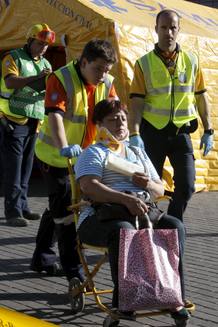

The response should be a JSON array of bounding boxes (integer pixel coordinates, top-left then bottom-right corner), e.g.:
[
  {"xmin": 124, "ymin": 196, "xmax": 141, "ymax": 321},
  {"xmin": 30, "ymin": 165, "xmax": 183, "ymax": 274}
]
[{"xmin": 67, "ymin": 160, "xmax": 195, "ymax": 327}]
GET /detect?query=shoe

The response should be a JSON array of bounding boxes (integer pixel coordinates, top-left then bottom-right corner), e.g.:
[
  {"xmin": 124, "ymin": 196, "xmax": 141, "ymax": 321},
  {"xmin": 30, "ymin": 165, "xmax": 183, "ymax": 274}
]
[
  {"xmin": 171, "ymin": 307, "xmax": 190, "ymax": 326},
  {"xmin": 45, "ymin": 263, "xmax": 64, "ymax": 276},
  {"xmin": 30, "ymin": 263, "xmax": 44, "ymax": 273},
  {"xmin": 23, "ymin": 211, "xmax": 41, "ymax": 220},
  {"xmin": 111, "ymin": 308, "xmax": 136, "ymax": 321},
  {"xmin": 6, "ymin": 217, "xmax": 29, "ymax": 227},
  {"xmin": 30, "ymin": 262, "xmax": 64, "ymax": 276}
]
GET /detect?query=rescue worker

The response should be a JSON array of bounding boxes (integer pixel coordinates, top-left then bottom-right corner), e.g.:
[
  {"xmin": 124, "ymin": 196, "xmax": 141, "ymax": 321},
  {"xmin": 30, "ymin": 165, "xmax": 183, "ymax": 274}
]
[
  {"xmin": 0, "ymin": 23, "xmax": 55, "ymax": 227},
  {"xmin": 129, "ymin": 9, "xmax": 213, "ymax": 222},
  {"xmin": 31, "ymin": 39, "xmax": 118, "ymax": 280}
]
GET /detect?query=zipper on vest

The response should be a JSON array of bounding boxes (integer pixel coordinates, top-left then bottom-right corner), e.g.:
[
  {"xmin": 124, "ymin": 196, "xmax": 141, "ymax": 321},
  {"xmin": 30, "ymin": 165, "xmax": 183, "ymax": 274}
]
[
  {"xmin": 169, "ymin": 54, "xmax": 180, "ymax": 125},
  {"xmin": 170, "ymin": 74, "xmax": 175, "ymax": 123}
]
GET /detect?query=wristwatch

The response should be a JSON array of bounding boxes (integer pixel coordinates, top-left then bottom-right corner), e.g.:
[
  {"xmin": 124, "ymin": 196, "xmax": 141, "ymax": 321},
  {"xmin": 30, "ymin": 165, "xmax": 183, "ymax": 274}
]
[{"xmin": 204, "ymin": 129, "xmax": 214, "ymax": 135}]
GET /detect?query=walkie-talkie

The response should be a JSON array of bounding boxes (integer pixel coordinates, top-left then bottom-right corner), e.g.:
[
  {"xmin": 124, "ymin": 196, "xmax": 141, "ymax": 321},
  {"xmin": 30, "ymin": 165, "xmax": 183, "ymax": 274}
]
[{"xmin": 0, "ymin": 116, "xmax": 14, "ymax": 132}]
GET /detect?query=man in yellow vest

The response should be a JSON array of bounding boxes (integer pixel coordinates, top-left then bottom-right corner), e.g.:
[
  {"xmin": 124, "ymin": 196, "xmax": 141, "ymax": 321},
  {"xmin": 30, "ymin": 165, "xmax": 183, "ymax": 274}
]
[
  {"xmin": 0, "ymin": 23, "xmax": 55, "ymax": 227},
  {"xmin": 129, "ymin": 9, "xmax": 213, "ymax": 222},
  {"xmin": 31, "ymin": 39, "xmax": 118, "ymax": 280}
]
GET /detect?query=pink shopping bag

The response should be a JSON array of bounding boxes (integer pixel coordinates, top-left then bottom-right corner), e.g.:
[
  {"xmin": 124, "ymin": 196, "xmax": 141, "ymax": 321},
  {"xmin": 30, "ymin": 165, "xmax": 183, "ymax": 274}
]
[{"xmin": 118, "ymin": 228, "xmax": 184, "ymax": 311}]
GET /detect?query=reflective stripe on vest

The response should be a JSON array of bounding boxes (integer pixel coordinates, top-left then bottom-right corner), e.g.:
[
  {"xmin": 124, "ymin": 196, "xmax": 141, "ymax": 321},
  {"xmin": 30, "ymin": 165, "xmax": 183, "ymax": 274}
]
[
  {"xmin": 38, "ymin": 130, "xmax": 54, "ymax": 147},
  {"xmin": 139, "ymin": 85, "xmax": 194, "ymax": 95},
  {"xmin": 59, "ymin": 64, "xmax": 112, "ymax": 122},
  {"xmin": 60, "ymin": 66, "xmax": 74, "ymax": 112},
  {"xmin": 138, "ymin": 50, "xmax": 198, "ymax": 129},
  {"xmin": 144, "ymin": 103, "xmax": 196, "ymax": 116},
  {"xmin": 103, "ymin": 76, "xmax": 113, "ymax": 98}
]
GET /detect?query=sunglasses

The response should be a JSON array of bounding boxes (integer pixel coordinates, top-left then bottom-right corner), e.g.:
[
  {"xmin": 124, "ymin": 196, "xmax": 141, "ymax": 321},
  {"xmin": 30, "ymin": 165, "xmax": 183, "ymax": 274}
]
[{"xmin": 38, "ymin": 30, "xmax": 55, "ymax": 44}]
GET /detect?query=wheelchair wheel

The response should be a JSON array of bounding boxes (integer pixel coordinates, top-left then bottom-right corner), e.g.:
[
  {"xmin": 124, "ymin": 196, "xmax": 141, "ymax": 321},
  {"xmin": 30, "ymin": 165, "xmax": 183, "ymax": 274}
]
[
  {"xmin": 103, "ymin": 315, "xmax": 120, "ymax": 327},
  {"xmin": 68, "ymin": 277, "xmax": 85, "ymax": 313},
  {"xmin": 185, "ymin": 300, "xmax": 195, "ymax": 312}
]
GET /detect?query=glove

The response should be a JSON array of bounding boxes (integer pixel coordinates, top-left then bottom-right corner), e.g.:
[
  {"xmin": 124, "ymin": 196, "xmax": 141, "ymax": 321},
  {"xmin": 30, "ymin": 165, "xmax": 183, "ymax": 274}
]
[
  {"xmin": 129, "ymin": 135, "xmax": 144, "ymax": 149},
  {"xmin": 200, "ymin": 133, "xmax": 213, "ymax": 156},
  {"xmin": 60, "ymin": 144, "xmax": 82, "ymax": 158}
]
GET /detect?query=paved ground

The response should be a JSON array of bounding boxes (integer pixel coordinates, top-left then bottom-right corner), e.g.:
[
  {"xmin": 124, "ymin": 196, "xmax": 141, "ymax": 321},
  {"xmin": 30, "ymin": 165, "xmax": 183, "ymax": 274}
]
[{"xmin": 0, "ymin": 178, "xmax": 217, "ymax": 327}]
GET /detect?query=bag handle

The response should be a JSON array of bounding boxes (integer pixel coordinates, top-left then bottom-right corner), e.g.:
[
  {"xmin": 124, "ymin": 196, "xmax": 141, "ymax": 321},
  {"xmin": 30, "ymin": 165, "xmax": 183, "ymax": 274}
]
[
  {"xmin": 136, "ymin": 213, "xmax": 152, "ymax": 230},
  {"xmin": 129, "ymin": 145, "xmax": 150, "ymax": 178}
]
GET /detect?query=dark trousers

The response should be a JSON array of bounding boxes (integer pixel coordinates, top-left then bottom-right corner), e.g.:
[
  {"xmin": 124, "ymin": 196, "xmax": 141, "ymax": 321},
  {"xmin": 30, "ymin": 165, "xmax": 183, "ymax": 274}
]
[
  {"xmin": 140, "ymin": 119, "xmax": 195, "ymax": 221},
  {"xmin": 0, "ymin": 126, "xmax": 4, "ymax": 189},
  {"xmin": 1, "ymin": 120, "xmax": 37, "ymax": 219},
  {"xmin": 78, "ymin": 213, "xmax": 186, "ymax": 308},
  {"xmin": 31, "ymin": 162, "xmax": 81, "ymax": 280},
  {"xmin": 31, "ymin": 208, "xmax": 57, "ymax": 269}
]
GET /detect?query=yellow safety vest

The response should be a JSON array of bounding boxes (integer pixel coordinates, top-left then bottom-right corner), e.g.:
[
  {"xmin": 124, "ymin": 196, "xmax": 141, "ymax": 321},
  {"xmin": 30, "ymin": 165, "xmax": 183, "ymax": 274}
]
[
  {"xmin": 0, "ymin": 70, "xmax": 28, "ymax": 125},
  {"xmin": 138, "ymin": 50, "xmax": 199, "ymax": 129},
  {"xmin": 0, "ymin": 48, "xmax": 50, "ymax": 124},
  {"xmin": 35, "ymin": 61, "xmax": 114, "ymax": 168}
]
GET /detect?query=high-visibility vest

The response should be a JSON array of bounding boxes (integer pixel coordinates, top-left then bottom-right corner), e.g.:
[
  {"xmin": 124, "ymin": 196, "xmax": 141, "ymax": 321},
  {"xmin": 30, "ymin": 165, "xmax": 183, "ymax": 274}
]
[
  {"xmin": 0, "ymin": 48, "xmax": 50, "ymax": 124},
  {"xmin": 138, "ymin": 50, "xmax": 199, "ymax": 129},
  {"xmin": 35, "ymin": 61, "xmax": 114, "ymax": 168}
]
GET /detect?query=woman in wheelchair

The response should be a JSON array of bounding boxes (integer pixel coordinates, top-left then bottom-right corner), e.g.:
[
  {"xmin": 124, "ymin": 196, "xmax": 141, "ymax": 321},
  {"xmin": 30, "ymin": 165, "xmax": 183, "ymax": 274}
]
[{"xmin": 74, "ymin": 99, "xmax": 190, "ymax": 324}]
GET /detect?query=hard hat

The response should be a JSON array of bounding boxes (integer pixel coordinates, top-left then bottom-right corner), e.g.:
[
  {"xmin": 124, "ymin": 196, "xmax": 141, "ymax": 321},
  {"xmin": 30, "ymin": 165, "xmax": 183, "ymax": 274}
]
[{"xmin": 26, "ymin": 23, "xmax": 55, "ymax": 45}]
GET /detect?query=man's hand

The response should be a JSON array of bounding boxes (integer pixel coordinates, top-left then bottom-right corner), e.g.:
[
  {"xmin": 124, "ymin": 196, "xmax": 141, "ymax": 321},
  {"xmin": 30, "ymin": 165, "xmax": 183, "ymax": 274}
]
[
  {"xmin": 200, "ymin": 133, "xmax": 213, "ymax": 156},
  {"xmin": 60, "ymin": 144, "xmax": 82, "ymax": 158},
  {"xmin": 129, "ymin": 135, "xmax": 144, "ymax": 149},
  {"xmin": 38, "ymin": 68, "xmax": 52, "ymax": 79},
  {"xmin": 5, "ymin": 68, "xmax": 52, "ymax": 90}
]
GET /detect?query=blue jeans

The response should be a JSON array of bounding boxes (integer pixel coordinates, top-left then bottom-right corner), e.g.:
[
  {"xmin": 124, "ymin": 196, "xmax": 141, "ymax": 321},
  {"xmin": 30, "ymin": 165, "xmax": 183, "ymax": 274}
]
[
  {"xmin": 78, "ymin": 213, "xmax": 186, "ymax": 308},
  {"xmin": 1, "ymin": 119, "xmax": 37, "ymax": 219}
]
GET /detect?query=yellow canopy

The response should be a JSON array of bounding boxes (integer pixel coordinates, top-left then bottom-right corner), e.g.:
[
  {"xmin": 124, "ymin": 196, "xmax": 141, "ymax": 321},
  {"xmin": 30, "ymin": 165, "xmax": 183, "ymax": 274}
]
[
  {"xmin": 0, "ymin": 0, "xmax": 218, "ymax": 191},
  {"xmin": 0, "ymin": 0, "xmax": 218, "ymax": 43}
]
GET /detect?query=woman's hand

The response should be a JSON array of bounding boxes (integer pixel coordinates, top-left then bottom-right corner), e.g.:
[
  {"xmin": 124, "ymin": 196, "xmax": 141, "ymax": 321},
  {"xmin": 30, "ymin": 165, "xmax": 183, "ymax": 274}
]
[
  {"xmin": 123, "ymin": 194, "xmax": 148, "ymax": 217},
  {"xmin": 79, "ymin": 175, "xmax": 149, "ymax": 217},
  {"xmin": 132, "ymin": 172, "xmax": 165, "ymax": 199},
  {"xmin": 132, "ymin": 172, "xmax": 150, "ymax": 189}
]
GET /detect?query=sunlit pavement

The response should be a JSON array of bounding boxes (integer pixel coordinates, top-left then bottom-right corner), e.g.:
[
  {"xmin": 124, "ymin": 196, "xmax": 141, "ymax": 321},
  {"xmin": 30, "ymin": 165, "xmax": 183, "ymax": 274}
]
[{"xmin": 0, "ymin": 178, "xmax": 217, "ymax": 326}]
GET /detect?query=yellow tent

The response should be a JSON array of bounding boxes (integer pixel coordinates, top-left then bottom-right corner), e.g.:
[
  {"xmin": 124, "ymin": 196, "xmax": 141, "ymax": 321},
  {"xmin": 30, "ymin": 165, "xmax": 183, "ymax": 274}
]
[{"xmin": 0, "ymin": 0, "xmax": 218, "ymax": 191}]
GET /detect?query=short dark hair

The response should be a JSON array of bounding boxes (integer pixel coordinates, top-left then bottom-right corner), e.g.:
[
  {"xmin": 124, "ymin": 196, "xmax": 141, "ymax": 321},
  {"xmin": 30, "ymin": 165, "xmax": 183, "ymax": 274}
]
[
  {"xmin": 92, "ymin": 99, "xmax": 128, "ymax": 124},
  {"xmin": 80, "ymin": 39, "xmax": 117, "ymax": 64},
  {"xmin": 156, "ymin": 9, "xmax": 180, "ymax": 25}
]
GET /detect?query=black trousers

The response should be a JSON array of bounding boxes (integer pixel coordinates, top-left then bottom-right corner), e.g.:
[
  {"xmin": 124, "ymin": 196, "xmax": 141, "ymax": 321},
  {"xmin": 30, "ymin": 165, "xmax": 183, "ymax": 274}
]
[
  {"xmin": 31, "ymin": 208, "xmax": 57, "ymax": 269},
  {"xmin": 140, "ymin": 119, "xmax": 196, "ymax": 221},
  {"xmin": 31, "ymin": 162, "xmax": 81, "ymax": 280}
]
